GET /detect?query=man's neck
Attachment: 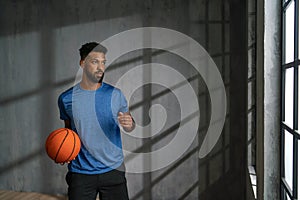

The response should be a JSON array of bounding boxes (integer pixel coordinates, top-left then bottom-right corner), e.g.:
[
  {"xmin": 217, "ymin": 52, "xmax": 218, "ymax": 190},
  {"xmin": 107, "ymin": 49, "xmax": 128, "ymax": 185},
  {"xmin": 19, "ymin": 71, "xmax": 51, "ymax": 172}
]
[{"xmin": 80, "ymin": 80, "xmax": 102, "ymax": 91}]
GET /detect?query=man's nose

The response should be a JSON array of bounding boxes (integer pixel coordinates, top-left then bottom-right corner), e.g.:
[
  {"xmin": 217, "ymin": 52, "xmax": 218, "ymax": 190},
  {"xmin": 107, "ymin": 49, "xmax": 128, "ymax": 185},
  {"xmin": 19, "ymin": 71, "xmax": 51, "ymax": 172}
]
[{"xmin": 98, "ymin": 64, "xmax": 105, "ymax": 71}]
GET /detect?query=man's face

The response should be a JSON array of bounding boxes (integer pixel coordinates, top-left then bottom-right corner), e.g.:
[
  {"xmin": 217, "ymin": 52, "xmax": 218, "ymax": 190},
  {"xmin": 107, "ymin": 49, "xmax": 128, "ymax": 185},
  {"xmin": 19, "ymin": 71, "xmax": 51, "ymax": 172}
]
[{"xmin": 81, "ymin": 51, "xmax": 106, "ymax": 83}]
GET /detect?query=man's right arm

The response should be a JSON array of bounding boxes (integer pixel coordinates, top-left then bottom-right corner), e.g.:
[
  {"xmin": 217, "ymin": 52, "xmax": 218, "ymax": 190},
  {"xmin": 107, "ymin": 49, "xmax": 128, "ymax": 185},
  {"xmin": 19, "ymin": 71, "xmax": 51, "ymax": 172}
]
[{"xmin": 64, "ymin": 120, "xmax": 71, "ymax": 129}]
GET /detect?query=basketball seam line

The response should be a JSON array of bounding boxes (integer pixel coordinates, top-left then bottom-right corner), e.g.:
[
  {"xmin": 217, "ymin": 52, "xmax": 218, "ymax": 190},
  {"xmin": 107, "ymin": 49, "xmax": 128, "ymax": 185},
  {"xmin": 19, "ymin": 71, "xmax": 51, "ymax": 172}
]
[
  {"xmin": 46, "ymin": 128, "xmax": 65, "ymax": 158},
  {"xmin": 47, "ymin": 128, "xmax": 64, "ymax": 141},
  {"xmin": 54, "ymin": 129, "xmax": 69, "ymax": 163},
  {"xmin": 65, "ymin": 131, "xmax": 76, "ymax": 162}
]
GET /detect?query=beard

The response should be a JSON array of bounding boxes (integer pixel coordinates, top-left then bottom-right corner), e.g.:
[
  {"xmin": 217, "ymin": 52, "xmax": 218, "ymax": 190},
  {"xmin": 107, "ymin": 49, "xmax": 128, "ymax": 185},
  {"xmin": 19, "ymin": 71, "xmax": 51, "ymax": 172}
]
[
  {"xmin": 98, "ymin": 72, "xmax": 104, "ymax": 83},
  {"xmin": 85, "ymin": 69, "xmax": 105, "ymax": 83}
]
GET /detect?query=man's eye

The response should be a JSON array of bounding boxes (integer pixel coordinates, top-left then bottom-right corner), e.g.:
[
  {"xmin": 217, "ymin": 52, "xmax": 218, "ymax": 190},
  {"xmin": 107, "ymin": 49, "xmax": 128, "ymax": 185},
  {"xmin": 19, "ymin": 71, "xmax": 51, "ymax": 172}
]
[{"xmin": 92, "ymin": 61, "xmax": 98, "ymax": 64}]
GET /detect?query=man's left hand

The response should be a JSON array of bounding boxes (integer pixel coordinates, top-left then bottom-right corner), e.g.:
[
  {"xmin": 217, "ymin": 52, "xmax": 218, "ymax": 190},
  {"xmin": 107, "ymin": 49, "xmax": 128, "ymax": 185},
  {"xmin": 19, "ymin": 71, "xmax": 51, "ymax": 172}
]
[{"xmin": 118, "ymin": 112, "xmax": 135, "ymax": 132}]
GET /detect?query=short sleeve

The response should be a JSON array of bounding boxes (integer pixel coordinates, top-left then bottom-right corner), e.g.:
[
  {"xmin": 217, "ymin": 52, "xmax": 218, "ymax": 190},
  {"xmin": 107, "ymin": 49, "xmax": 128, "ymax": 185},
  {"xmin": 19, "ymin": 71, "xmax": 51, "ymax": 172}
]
[
  {"xmin": 119, "ymin": 91, "xmax": 129, "ymax": 113},
  {"xmin": 112, "ymin": 88, "xmax": 129, "ymax": 114},
  {"xmin": 58, "ymin": 94, "xmax": 70, "ymax": 120}
]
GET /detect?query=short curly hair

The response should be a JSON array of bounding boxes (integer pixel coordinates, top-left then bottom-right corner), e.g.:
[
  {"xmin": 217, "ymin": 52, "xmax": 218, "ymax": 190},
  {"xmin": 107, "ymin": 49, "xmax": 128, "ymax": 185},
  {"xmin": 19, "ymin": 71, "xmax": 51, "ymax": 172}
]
[{"xmin": 79, "ymin": 42, "xmax": 107, "ymax": 61}]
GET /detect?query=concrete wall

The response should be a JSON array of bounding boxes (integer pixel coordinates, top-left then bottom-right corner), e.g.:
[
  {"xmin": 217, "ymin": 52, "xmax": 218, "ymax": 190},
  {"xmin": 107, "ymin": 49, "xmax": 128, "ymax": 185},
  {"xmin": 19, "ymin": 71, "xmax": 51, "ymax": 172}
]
[
  {"xmin": 0, "ymin": 0, "xmax": 248, "ymax": 199},
  {"xmin": 256, "ymin": 0, "xmax": 281, "ymax": 199},
  {"xmin": 262, "ymin": 0, "xmax": 281, "ymax": 199}
]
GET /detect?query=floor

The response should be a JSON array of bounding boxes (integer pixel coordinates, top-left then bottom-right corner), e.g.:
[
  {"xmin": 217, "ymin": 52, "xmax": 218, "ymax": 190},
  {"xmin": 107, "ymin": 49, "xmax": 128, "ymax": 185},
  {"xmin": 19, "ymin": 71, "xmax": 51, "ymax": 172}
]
[{"xmin": 0, "ymin": 190, "xmax": 67, "ymax": 200}]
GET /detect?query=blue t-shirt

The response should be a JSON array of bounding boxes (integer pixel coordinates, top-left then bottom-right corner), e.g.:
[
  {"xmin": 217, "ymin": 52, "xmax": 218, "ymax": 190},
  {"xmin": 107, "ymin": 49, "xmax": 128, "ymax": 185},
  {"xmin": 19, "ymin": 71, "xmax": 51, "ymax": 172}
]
[{"xmin": 58, "ymin": 82, "xmax": 128, "ymax": 174}]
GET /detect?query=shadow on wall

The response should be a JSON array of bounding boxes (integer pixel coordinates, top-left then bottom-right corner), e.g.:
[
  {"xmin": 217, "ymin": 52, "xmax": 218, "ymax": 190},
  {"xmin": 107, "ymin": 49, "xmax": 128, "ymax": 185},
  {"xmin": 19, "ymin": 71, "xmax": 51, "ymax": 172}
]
[{"xmin": 105, "ymin": 44, "xmax": 231, "ymax": 199}]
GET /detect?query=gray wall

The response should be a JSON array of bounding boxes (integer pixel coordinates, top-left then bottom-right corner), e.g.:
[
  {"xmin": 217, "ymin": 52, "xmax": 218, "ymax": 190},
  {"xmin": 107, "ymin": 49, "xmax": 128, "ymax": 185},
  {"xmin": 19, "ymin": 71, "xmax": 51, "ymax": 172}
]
[
  {"xmin": 256, "ymin": 0, "xmax": 281, "ymax": 199},
  {"xmin": 0, "ymin": 0, "xmax": 248, "ymax": 199}
]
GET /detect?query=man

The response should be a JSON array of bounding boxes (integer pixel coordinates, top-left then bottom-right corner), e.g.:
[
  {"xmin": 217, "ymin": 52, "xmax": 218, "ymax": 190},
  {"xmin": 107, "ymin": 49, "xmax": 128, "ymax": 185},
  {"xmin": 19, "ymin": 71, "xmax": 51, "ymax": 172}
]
[{"xmin": 58, "ymin": 42, "xmax": 135, "ymax": 200}]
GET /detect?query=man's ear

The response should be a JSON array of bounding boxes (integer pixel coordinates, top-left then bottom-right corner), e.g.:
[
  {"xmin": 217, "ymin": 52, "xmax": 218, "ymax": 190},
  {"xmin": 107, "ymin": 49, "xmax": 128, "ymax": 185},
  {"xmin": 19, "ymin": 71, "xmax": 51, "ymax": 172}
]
[{"xmin": 79, "ymin": 60, "xmax": 84, "ymax": 68}]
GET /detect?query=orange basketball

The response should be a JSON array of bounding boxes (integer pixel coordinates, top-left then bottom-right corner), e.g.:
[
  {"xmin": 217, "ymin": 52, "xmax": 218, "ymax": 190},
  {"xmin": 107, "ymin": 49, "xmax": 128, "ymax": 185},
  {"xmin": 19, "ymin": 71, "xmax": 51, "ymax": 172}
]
[{"xmin": 45, "ymin": 128, "xmax": 81, "ymax": 163}]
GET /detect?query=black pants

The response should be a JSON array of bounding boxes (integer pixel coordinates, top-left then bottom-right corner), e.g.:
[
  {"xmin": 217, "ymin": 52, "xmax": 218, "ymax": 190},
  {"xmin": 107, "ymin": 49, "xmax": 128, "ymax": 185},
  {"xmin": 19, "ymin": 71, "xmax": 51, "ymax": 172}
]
[{"xmin": 66, "ymin": 168, "xmax": 129, "ymax": 200}]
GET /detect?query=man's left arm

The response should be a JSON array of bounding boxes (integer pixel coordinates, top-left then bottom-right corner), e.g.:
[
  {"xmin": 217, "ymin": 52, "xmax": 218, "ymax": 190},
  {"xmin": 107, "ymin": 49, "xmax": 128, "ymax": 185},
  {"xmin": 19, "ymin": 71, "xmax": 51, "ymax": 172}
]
[{"xmin": 118, "ymin": 112, "xmax": 135, "ymax": 132}]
